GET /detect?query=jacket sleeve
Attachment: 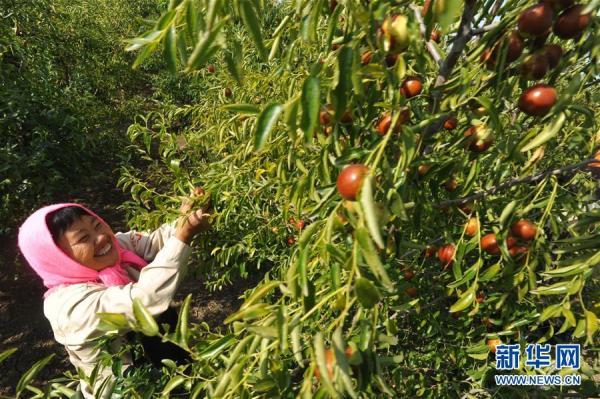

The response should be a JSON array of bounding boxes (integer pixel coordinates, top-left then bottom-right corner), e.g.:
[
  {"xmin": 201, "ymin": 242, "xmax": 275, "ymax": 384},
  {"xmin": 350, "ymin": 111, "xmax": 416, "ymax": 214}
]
[
  {"xmin": 45, "ymin": 236, "xmax": 192, "ymax": 344},
  {"xmin": 114, "ymin": 221, "xmax": 177, "ymax": 262}
]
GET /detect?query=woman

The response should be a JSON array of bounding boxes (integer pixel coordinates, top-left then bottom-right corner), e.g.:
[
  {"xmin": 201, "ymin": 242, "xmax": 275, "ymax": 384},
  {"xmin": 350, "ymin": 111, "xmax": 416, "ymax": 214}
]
[{"xmin": 17, "ymin": 192, "xmax": 210, "ymax": 398}]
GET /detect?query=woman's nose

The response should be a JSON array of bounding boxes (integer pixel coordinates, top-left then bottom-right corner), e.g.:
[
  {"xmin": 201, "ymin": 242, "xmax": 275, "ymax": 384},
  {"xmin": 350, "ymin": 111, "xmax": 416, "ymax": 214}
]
[{"xmin": 95, "ymin": 234, "xmax": 110, "ymax": 247}]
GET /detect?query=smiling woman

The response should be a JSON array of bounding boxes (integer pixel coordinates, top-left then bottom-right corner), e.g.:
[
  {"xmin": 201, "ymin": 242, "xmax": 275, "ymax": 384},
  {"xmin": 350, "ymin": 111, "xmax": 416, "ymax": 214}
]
[
  {"xmin": 17, "ymin": 199, "xmax": 211, "ymax": 398},
  {"xmin": 48, "ymin": 206, "xmax": 120, "ymax": 271}
]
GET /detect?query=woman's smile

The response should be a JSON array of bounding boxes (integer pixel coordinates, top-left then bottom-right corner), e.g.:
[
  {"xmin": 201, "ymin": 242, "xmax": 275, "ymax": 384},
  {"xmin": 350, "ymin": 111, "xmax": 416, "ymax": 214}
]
[
  {"xmin": 56, "ymin": 215, "xmax": 119, "ymax": 270},
  {"xmin": 95, "ymin": 243, "xmax": 113, "ymax": 257}
]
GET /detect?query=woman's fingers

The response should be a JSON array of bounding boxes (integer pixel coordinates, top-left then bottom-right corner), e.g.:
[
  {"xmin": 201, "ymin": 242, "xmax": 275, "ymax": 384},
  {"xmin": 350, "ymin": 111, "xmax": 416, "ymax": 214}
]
[
  {"xmin": 180, "ymin": 187, "xmax": 210, "ymax": 214},
  {"xmin": 180, "ymin": 200, "xmax": 193, "ymax": 214},
  {"xmin": 185, "ymin": 209, "xmax": 211, "ymax": 230}
]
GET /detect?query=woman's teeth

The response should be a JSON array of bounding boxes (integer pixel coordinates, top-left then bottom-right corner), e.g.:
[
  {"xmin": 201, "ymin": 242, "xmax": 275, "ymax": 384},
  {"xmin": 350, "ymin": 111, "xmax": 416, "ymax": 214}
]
[{"xmin": 96, "ymin": 244, "xmax": 112, "ymax": 256}]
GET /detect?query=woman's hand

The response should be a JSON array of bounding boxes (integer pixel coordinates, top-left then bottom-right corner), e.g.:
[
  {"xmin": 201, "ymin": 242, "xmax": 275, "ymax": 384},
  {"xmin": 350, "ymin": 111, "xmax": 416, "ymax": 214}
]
[{"xmin": 175, "ymin": 188, "xmax": 212, "ymax": 244}]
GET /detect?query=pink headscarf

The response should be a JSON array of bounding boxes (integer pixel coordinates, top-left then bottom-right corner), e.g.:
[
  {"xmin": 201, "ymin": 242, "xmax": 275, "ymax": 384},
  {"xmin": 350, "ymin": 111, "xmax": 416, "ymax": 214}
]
[{"xmin": 18, "ymin": 203, "xmax": 148, "ymax": 298}]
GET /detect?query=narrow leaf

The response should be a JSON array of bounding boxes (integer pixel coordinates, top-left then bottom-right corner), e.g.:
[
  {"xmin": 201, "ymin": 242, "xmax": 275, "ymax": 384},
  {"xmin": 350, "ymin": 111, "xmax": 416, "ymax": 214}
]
[
  {"xmin": 520, "ymin": 113, "xmax": 566, "ymax": 152},
  {"xmin": 0, "ymin": 348, "xmax": 17, "ymax": 364},
  {"xmin": 360, "ymin": 175, "xmax": 384, "ymax": 248},
  {"xmin": 254, "ymin": 103, "xmax": 283, "ymax": 150},
  {"xmin": 132, "ymin": 298, "xmax": 159, "ymax": 336},
  {"xmin": 163, "ymin": 25, "xmax": 178, "ymax": 74},
  {"xmin": 300, "ymin": 76, "xmax": 320, "ymax": 142},
  {"xmin": 354, "ymin": 277, "xmax": 381, "ymax": 309},
  {"xmin": 239, "ymin": 0, "xmax": 267, "ymax": 60},
  {"xmin": 162, "ymin": 375, "xmax": 186, "ymax": 396},
  {"xmin": 450, "ymin": 290, "xmax": 475, "ymax": 313},
  {"xmin": 222, "ymin": 104, "xmax": 260, "ymax": 114},
  {"xmin": 175, "ymin": 294, "xmax": 192, "ymax": 347},
  {"xmin": 16, "ymin": 354, "xmax": 55, "ymax": 395},
  {"xmin": 355, "ymin": 226, "xmax": 393, "ymax": 290}
]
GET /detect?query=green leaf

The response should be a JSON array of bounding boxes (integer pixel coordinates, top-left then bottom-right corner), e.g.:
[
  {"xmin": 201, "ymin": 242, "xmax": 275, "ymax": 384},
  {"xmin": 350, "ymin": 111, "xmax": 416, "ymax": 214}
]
[
  {"xmin": 50, "ymin": 384, "xmax": 76, "ymax": 397},
  {"xmin": 246, "ymin": 326, "xmax": 279, "ymax": 338},
  {"xmin": 300, "ymin": 76, "xmax": 320, "ymax": 142},
  {"xmin": 241, "ymin": 281, "xmax": 280, "ymax": 310},
  {"xmin": 585, "ymin": 310, "xmax": 598, "ymax": 345},
  {"xmin": 254, "ymin": 103, "xmax": 283, "ymax": 151},
  {"xmin": 272, "ymin": 15, "xmax": 291, "ymax": 38},
  {"xmin": 224, "ymin": 303, "xmax": 270, "ymax": 323},
  {"xmin": 239, "ymin": 0, "xmax": 267, "ymax": 60},
  {"xmin": 269, "ymin": 35, "xmax": 282, "ymax": 61},
  {"xmin": 197, "ymin": 335, "xmax": 235, "ymax": 360},
  {"xmin": 333, "ymin": 46, "xmax": 353, "ymax": 117},
  {"xmin": 132, "ymin": 298, "xmax": 159, "ymax": 336},
  {"xmin": 541, "ymin": 262, "xmax": 590, "ymax": 278},
  {"xmin": 499, "ymin": 200, "xmax": 517, "ymax": 229},
  {"xmin": 434, "ymin": 0, "xmax": 462, "ymax": 32},
  {"xmin": 479, "ymin": 262, "xmax": 501, "ymax": 281},
  {"xmin": 175, "ymin": 294, "xmax": 192, "ymax": 347},
  {"xmin": 162, "ymin": 375, "xmax": 186, "ymax": 396},
  {"xmin": 355, "ymin": 226, "xmax": 393, "ymax": 290},
  {"xmin": 277, "ymin": 305, "xmax": 288, "ymax": 351},
  {"xmin": 298, "ymin": 247, "xmax": 309, "ymax": 297},
  {"xmin": 156, "ymin": 10, "xmax": 176, "ymax": 30},
  {"xmin": 97, "ymin": 313, "xmax": 130, "ymax": 331},
  {"xmin": 0, "ymin": 348, "xmax": 17, "ymax": 364},
  {"xmin": 299, "ymin": 220, "xmax": 321, "ymax": 248},
  {"xmin": 450, "ymin": 289, "xmax": 475, "ymax": 313},
  {"xmin": 563, "ymin": 307, "xmax": 576, "ymax": 327},
  {"xmin": 520, "ymin": 113, "xmax": 566, "ymax": 152},
  {"xmin": 163, "ymin": 25, "xmax": 178, "ymax": 74},
  {"xmin": 186, "ymin": 18, "xmax": 228, "ymax": 71},
  {"xmin": 539, "ymin": 304, "xmax": 563, "ymax": 322},
  {"xmin": 132, "ymin": 42, "xmax": 158, "ymax": 69},
  {"xmin": 314, "ymin": 333, "xmax": 337, "ymax": 396},
  {"xmin": 284, "ymin": 95, "xmax": 300, "ymax": 139},
  {"xmin": 333, "ymin": 328, "xmax": 357, "ymax": 398},
  {"xmin": 468, "ymin": 352, "xmax": 490, "ymax": 360},
  {"xmin": 355, "ymin": 277, "xmax": 381, "ymax": 309},
  {"xmin": 360, "ymin": 175, "xmax": 384, "ymax": 249},
  {"xmin": 291, "ymin": 325, "xmax": 303, "ymax": 364},
  {"xmin": 16, "ymin": 354, "xmax": 55, "ymax": 396},
  {"xmin": 186, "ymin": 0, "xmax": 199, "ymax": 41},
  {"xmin": 447, "ymin": 259, "xmax": 481, "ymax": 288},
  {"xmin": 206, "ymin": 0, "xmax": 221, "ymax": 30},
  {"xmin": 125, "ymin": 30, "xmax": 162, "ymax": 52},
  {"xmin": 530, "ymin": 279, "xmax": 581, "ymax": 295},
  {"xmin": 224, "ymin": 40, "xmax": 243, "ymax": 84},
  {"xmin": 222, "ymin": 104, "xmax": 260, "ymax": 114},
  {"xmin": 573, "ymin": 318, "xmax": 586, "ymax": 338}
]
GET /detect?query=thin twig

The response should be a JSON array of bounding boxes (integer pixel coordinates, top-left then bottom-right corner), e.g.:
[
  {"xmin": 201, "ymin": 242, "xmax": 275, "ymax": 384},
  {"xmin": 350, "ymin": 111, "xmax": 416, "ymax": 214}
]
[
  {"xmin": 423, "ymin": 0, "xmax": 477, "ymax": 139},
  {"xmin": 583, "ymin": 78, "xmax": 600, "ymax": 90},
  {"xmin": 410, "ymin": 4, "xmax": 442, "ymax": 66},
  {"xmin": 490, "ymin": 0, "xmax": 503, "ymax": 16},
  {"xmin": 432, "ymin": 0, "xmax": 477, "ymax": 94},
  {"xmin": 470, "ymin": 23, "xmax": 500, "ymax": 36},
  {"xmin": 435, "ymin": 158, "xmax": 598, "ymax": 208}
]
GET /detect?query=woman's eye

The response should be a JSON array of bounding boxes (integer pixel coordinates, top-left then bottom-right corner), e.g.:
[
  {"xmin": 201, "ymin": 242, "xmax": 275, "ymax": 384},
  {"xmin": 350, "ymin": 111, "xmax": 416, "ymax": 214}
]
[
  {"xmin": 94, "ymin": 223, "xmax": 101, "ymax": 230},
  {"xmin": 78, "ymin": 235, "xmax": 89, "ymax": 243}
]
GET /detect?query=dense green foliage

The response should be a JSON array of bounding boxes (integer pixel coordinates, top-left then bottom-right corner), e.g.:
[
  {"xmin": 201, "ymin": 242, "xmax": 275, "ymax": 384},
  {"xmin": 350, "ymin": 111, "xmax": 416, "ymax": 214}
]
[
  {"xmin": 4, "ymin": 0, "xmax": 599, "ymax": 398},
  {"xmin": 0, "ymin": 0, "xmax": 159, "ymax": 234}
]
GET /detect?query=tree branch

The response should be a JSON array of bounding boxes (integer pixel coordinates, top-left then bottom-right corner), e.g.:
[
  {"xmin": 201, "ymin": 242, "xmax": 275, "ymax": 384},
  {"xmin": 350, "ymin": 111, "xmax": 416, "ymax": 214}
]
[
  {"xmin": 435, "ymin": 158, "xmax": 598, "ymax": 208},
  {"xmin": 422, "ymin": 0, "xmax": 477, "ymax": 139},
  {"xmin": 470, "ymin": 22, "xmax": 500, "ymax": 36},
  {"xmin": 410, "ymin": 4, "xmax": 442, "ymax": 66},
  {"xmin": 432, "ymin": 0, "xmax": 477, "ymax": 93}
]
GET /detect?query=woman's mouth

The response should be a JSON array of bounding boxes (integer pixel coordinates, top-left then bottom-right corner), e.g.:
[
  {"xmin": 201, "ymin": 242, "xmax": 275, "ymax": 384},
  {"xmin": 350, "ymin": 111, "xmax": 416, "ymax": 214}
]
[{"xmin": 95, "ymin": 243, "xmax": 112, "ymax": 257}]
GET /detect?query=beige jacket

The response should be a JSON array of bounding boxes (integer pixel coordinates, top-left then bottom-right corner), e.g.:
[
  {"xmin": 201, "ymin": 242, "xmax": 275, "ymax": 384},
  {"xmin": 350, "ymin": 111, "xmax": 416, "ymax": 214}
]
[{"xmin": 43, "ymin": 223, "xmax": 191, "ymax": 398}]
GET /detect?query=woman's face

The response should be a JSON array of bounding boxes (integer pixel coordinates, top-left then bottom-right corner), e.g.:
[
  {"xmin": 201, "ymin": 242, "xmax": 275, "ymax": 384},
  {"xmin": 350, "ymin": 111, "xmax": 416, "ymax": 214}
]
[{"xmin": 56, "ymin": 214, "xmax": 119, "ymax": 271}]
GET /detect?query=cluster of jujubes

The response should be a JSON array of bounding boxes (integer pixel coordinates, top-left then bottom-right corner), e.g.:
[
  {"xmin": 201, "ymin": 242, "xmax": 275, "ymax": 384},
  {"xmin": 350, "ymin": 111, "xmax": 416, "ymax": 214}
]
[{"xmin": 481, "ymin": 2, "xmax": 591, "ymax": 117}]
